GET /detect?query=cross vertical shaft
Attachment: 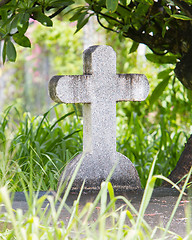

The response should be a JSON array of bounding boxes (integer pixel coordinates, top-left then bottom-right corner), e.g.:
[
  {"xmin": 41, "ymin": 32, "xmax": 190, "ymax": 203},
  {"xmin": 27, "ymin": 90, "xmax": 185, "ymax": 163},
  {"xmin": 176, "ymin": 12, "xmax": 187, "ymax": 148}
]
[
  {"xmin": 83, "ymin": 100, "xmax": 116, "ymax": 156},
  {"xmin": 82, "ymin": 45, "xmax": 117, "ymax": 157}
]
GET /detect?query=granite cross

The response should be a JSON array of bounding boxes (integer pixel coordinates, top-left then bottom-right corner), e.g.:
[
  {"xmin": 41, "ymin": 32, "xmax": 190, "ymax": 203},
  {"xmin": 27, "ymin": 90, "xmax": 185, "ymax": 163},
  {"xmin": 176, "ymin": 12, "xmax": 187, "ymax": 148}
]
[{"xmin": 49, "ymin": 45, "xmax": 149, "ymax": 191}]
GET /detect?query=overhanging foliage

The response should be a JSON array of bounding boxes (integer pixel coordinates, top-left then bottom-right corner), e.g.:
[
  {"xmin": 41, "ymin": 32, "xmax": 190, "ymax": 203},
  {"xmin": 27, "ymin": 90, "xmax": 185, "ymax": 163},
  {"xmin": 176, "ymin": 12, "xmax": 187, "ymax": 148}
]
[{"xmin": 0, "ymin": 0, "xmax": 192, "ymax": 89}]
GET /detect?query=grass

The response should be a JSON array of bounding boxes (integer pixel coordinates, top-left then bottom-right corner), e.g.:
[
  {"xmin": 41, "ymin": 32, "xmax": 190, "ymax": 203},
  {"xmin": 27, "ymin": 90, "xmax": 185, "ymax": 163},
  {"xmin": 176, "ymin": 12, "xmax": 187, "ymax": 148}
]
[
  {"xmin": 0, "ymin": 156, "xmax": 191, "ymax": 239},
  {"xmin": 0, "ymin": 102, "xmax": 189, "ymax": 190},
  {"xmin": 0, "ymin": 102, "xmax": 190, "ymax": 239},
  {"xmin": 0, "ymin": 104, "xmax": 82, "ymax": 191},
  {"xmin": 0, "ymin": 99, "xmax": 190, "ymax": 238},
  {"xmin": 117, "ymin": 109, "xmax": 188, "ymax": 187}
]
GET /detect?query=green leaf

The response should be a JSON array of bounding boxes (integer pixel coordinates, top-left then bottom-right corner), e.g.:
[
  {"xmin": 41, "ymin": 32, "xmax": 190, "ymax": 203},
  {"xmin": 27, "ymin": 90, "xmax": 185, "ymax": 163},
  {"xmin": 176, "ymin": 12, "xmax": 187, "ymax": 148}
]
[
  {"xmin": 183, "ymin": 0, "xmax": 192, "ymax": 4},
  {"xmin": 129, "ymin": 41, "xmax": 139, "ymax": 53},
  {"xmin": 2, "ymin": 41, "xmax": 6, "ymax": 63},
  {"xmin": 75, "ymin": 13, "xmax": 90, "ymax": 33},
  {"xmin": 0, "ymin": 4, "xmax": 16, "ymax": 10},
  {"xmin": 10, "ymin": 14, "xmax": 21, "ymax": 31},
  {"xmin": 69, "ymin": 8, "xmax": 84, "ymax": 21},
  {"xmin": 120, "ymin": 0, "xmax": 126, "ymax": 4},
  {"xmin": 0, "ymin": 10, "xmax": 8, "ymax": 22},
  {"xmin": 157, "ymin": 68, "xmax": 173, "ymax": 79},
  {"xmin": 171, "ymin": 14, "xmax": 192, "ymax": 21},
  {"xmin": 145, "ymin": 53, "xmax": 177, "ymax": 64},
  {"xmin": 144, "ymin": 0, "xmax": 153, "ymax": 4},
  {"xmin": 106, "ymin": 0, "xmax": 118, "ymax": 13},
  {"xmin": 149, "ymin": 78, "xmax": 169, "ymax": 106},
  {"xmin": 187, "ymin": 89, "xmax": 192, "ymax": 102},
  {"xmin": 6, "ymin": 40, "xmax": 16, "ymax": 62},
  {"xmin": 0, "ymin": 28, "xmax": 6, "ymax": 37},
  {"xmin": 120, "ymin": 0, "xmax": 131, "ymax": 5},
  {"xmin": 134, "ymin": 2, "xmax": 150, "ymax": 17},
  {"xmin": 162, "ymin": 22, "xmax": 167, "ymax": 38},
  {"xmin": 33, "ymin": 11, "xmax": 53, "ymax": 27},
  {"xmin": 117, "ymin": 5, "xmax": 130, "ymax": 17},
  {"xmin": 107, "ymin": 182, "xmax": 115, "ymax": 200},
  {"xmin": 13, "ymin": 33, "xmax": 31, "ymax": 48},
  {"xmin": 164, "ymin": 6, "xmax": 172, "ymax": 16},
  {"xmin": 18, "ymin": 13, "xmax": 30, "ymax": 34},
  {"xmin": 49, "ymin": 0, "xmax": 74, "ymax": 8}
]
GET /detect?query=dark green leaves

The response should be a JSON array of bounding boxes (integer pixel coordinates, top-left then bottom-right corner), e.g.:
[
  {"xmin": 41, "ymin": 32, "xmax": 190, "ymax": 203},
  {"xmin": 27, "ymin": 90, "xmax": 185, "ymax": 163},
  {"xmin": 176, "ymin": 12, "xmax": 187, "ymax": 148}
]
[
  {"xmin": 13, "ymin": 33, "xmax": 31, "ymax": 48},
  {"xmin": 157, "ymin": 68, "xmax": 173, "ymax": 79},
  {"xmin": 2, "ymin": 41, "xmax": 6, "ymax": 63},
  {"xmin": 149, "ymin": 78, "xmax": 169, "ymax": 106},
  {"xmin": 10, "ymin": 13, "xmax": 30, "ymax": 35},
  {"xmin": 2, "ymin": 39, "xmax": 17, "ymax": 63},
  {"xmin": 106, "ymin": 0, "xmax": 118, "ymax": 13},
  {"xmin": 70, "ymin": 8, "xmax": 91, "ymax": 33},
  {"xmin": 129, "ymin": 41, "xmax": 139, "ymax": 54},
  {"xmin": 6, "ymin": 40, "xmax": 17, "ymax": 62},
  {"xmin": 171, "ymin": 14, "xmax": 192, "ymax": 21},
  {"xmin": 48, "ymin": 0, "xmax": 74, "ymax": 8},
  {"xmin": 0, "ymin": 0, "xmax": 76, "ymax": 62},
  {"xmin": 17, "ymin": 13, "xmax": 30, "ymax": 35},
  {"xmin": 145, "ymin": 54, "xmax": 178, "ymax": 64},
  {"xmin": 187, "ymin": 89, "xmax": 192, "ymax": 102},
  {"xmin": 32, "ymin": 11, "xmax": 53, "ymax": 27},
  {"xmin": 75, "ymin": 13, "xmax": 90, "ymax": 33},
  {"xmin": 149, "ymin": 68, "xmax": 173, "ymax": 106}
]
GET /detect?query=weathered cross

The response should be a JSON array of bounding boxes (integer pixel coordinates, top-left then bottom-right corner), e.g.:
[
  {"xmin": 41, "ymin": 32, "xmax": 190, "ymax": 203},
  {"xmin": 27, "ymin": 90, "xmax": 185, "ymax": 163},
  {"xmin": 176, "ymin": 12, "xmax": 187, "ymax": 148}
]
[{"xmin": 49, "ymin": 45, "xmax": 149, "ymax": 191}]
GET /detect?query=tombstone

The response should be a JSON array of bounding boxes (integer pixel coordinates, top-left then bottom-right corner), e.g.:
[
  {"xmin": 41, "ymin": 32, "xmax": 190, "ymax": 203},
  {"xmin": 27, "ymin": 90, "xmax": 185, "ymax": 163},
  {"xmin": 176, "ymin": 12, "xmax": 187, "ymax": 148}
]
[{"xmin": 49, "ymin": 45, "xmax": 149, "ymax": 192}]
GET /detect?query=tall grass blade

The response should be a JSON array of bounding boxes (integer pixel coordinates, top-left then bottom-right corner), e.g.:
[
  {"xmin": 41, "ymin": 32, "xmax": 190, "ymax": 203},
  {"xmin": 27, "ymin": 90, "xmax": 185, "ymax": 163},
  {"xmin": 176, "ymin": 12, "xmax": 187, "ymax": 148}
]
[
  {"xmin": 117, "ymin": 210, "xmax": 127, "ymax": 239},
  {"xmin": 50, "ymin": 111, "xmax": 75, "ymax": 131},
  {"xmin": 67, "ymin": 179, "xmax": 85, "ymax": 228},
  {"xmin": 34, "ymin": 103, "xmax": 61, "ymax": 140},
  {"xmin": 0, "ymin": 187, "xmax": 24, "ymax": 240},
  {"xmin": 162, "ymin": 166, "xmax": 192, "ymax": 239},
  {"xmin": 135, "ymin": 152, "xmax": 158, "ymax": 230}
]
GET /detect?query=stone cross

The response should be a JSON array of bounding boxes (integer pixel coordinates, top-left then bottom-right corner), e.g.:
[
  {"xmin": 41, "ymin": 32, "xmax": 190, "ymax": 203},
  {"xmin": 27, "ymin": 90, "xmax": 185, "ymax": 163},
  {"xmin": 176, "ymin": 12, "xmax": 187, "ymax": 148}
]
[{"xmin": 49, "ymin": 45, "xmax": 149, "ymax": 192}]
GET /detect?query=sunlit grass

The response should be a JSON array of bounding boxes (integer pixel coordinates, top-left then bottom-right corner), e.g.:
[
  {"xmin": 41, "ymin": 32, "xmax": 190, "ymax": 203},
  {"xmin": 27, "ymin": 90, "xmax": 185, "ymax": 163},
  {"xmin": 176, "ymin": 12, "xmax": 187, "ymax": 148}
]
[
  {"xmin": 0, "ymin": 156, "xmax": 190, "ymax": 239},
  {"xmin": 0, "ymin": 104, "xmax": 82, "ymax": 191},
  {"xmin": 0, "ymin": 104, "xmax": 191, "ymax": 238},
  {"xmin": 117, "ymin": 107, "xmax": 188, "ymax": 187},
  {"xmin": 0, "ymin": 103, "xmax": 189, "ymax": 190}
]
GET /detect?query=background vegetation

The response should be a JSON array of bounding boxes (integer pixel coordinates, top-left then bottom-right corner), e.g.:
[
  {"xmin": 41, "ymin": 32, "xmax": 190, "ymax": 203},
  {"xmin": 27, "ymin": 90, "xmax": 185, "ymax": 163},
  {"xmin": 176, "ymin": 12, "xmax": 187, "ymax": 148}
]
[{"xmin": 0, "ymin": 17, "xmax": 190, "ymax": 190}]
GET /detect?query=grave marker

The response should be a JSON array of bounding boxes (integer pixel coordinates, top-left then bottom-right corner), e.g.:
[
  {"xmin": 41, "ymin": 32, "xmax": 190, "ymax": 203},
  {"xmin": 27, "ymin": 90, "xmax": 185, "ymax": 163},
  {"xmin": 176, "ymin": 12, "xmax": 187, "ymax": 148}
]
[{"xmin": 49, "ymin": 45, "xmax": 149, "ymax": 191}]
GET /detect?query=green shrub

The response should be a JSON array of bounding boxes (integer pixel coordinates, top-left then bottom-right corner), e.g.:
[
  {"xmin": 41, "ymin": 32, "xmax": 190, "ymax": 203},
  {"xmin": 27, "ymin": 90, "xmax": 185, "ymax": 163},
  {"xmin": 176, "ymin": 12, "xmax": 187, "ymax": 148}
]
[
  {"xmin": 0, "ymin": 104, "xmax": 82, "ymax": 191},
  {"xmin": 117, "ymin": 109, "xmax": 188, "ymax": 188}
]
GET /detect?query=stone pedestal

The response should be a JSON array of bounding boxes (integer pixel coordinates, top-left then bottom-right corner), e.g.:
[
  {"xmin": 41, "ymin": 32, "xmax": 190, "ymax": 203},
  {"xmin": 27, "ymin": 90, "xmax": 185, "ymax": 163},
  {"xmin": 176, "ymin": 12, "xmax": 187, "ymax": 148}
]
[{"xmin": 59, "ymin": 152, "xmax": 141, "ymax": 192}]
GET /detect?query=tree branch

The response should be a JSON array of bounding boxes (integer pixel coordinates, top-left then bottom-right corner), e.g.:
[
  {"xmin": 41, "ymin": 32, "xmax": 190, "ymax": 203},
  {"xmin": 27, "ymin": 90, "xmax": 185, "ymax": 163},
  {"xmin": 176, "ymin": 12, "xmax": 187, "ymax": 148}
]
[
  {"xmin": 48, "ymin": 6, "xmax": 67, "ymax": 19},
  {"xmin": 98, "ymin": 12, "xmax": 124, "ymax": 26},
  {"xmin": 96, "ymin": 14, "xmax": 119, "ymax": 33}
]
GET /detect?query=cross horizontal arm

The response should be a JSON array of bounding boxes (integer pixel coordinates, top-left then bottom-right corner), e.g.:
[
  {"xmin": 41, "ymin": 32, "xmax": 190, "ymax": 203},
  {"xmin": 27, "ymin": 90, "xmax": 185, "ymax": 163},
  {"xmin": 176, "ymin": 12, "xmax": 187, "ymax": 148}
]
[
  {"xmin": 116, "ymin": 74, "xmax": 149, "ymax": 102},
  {"xmin": 49, "ymin": 75, "xmax": 91, "ymax": 103}
]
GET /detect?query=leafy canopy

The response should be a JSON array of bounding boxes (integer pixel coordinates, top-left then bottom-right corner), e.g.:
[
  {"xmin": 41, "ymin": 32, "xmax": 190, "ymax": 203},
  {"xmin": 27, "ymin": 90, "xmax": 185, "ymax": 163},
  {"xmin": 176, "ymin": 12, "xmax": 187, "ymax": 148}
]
[
  {"xmin": 73, "ymin": 0, "xmax": 192, "ymax": 89},
  {"xmin": 0, "ymin": 0, "xmax": 192, "ymax": 89},
  {"xmin": 0, "ymin": 0, "xmax": 74, "ymax": 62}
]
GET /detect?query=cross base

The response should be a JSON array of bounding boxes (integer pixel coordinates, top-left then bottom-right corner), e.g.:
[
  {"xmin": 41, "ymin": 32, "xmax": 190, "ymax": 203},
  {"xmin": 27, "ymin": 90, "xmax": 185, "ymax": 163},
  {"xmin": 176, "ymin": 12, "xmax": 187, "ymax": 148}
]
[{"xmin": 58, "ymin": 152, "xmax": 141, "ymax": 193}]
